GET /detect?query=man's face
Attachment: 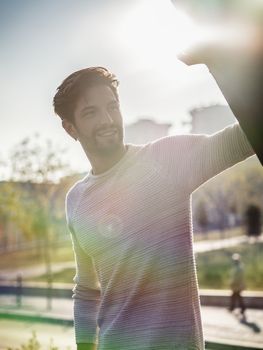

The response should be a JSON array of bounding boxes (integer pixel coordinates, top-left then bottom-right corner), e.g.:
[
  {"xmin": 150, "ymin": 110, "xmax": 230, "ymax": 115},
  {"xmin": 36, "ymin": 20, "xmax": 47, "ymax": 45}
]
[{"xmin": 71, "ymin": 84, "xmax": 124, "ymax": 156}]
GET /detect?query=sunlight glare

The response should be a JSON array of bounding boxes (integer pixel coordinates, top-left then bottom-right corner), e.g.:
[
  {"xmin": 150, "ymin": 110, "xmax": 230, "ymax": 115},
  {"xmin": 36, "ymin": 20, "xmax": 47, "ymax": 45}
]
[{"xmin": 117, "ymin": 0, "xmax": 212, "ymax": 68}]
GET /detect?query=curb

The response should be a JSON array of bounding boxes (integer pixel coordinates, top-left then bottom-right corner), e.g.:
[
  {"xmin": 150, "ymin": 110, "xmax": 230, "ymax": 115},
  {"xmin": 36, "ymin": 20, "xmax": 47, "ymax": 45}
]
[
  {"xmin": 206, "ymin": 339, "xmax": 263, "ymax": 350},
  {"xmin": 1, "ymin": 285, "xmax": 263, "ymax": 309}
]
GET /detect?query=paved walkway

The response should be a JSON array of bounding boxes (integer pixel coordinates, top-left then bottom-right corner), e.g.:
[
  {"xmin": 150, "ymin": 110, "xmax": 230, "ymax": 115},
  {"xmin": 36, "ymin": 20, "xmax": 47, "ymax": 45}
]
[
  {"xmin": 0, "ymin": 295, "xmax": 262, "ymax": 349},
  {"xmin": 0, "ymin": 261, "xmax": 75, "ymax": 281}
]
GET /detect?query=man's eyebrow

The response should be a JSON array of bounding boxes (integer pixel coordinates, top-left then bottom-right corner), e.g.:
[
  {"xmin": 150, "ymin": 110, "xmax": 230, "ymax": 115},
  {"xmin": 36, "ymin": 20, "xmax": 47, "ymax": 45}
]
[{"xmin": 79, "ymin": 100, "xmax": 119, "ymax": 115}]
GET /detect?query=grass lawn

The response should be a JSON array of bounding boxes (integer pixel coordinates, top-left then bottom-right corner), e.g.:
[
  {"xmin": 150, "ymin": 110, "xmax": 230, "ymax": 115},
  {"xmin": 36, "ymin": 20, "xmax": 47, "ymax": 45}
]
[
  {"xmin": 0, "ymin": 227, "xmax": 244, "ymax": 271},
  {"xmin": 27, "ymin": 241, "xmax": 263, "ymax": 291},
  {"xmin": 1, "ymin": 226, "xmax": 262, "ymax": 291}
]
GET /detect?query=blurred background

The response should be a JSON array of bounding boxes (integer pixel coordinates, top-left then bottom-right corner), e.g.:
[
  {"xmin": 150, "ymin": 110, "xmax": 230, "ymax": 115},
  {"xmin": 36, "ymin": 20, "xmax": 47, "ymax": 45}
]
[{"xmin": 0, "ymin": 0, "xmax": 262, "ymax": 349}]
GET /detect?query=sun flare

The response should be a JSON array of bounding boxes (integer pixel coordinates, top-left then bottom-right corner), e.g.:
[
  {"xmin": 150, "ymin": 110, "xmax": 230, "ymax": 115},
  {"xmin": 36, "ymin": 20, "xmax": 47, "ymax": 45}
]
[{"xmin": 117, "ymin": 0, "xmax": 212, "ymax": 68}]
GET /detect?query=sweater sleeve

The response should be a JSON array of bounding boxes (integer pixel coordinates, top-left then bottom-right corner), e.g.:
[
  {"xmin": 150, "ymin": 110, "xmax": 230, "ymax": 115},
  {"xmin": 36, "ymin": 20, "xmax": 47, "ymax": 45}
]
[
  {"xmin": 70, "ymin": 225, "xmax": 101, "ymax": 345},
  {"xmin": 181, "ymin": 122, "xmax": 255, "ymax": 193},
  {"xmin": 66, "ymin": 187, "xmax": 101, "ymax": 345}
]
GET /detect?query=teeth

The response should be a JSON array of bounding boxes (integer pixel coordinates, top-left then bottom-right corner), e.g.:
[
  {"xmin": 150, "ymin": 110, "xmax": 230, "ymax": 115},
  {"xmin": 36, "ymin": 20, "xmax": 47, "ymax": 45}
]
[{"xmin": 97, "ymin": 129, "xmax": 116, "ymax": 136}]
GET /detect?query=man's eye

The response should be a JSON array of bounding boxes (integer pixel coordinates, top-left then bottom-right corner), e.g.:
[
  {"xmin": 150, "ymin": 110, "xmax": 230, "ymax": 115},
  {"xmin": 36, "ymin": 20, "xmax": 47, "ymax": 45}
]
[{"xmin": 83, "ymin": 111, "xmax": 95, "ymax": 118}]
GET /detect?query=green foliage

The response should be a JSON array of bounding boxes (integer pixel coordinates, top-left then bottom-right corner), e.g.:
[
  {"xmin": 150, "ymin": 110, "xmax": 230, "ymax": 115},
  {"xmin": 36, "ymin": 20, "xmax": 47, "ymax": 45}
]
[
  {"xmin": 193, "ymin": 157, "xmax": 263, "ymax": 232},
  {"xmin": 0, "ymin": 134, "xmax": 75, "ymax": 247},
  {"xmin": 0, "ymin": 244, "xmax": 74, "ymax": 272},
  {"xmin": 33, "ymin": 241, "xmax": 263, "ymax": 290},
  {"xmin": 0, "ymin": 182, "xmax": 27, "ymax": 228},
  {"xmin": 8, "ymin": 134, "xmax": 69, "ymax": 184},
  {"xmin": 196, "ymin": 242, "xmax": 263, "ymax": 290},
  {"xmin": 6, "ymin": 331, "xmax": 65, "ymax": 350},
  {"xmin": 195, "ymin": 200, "xmax": 209, "ymax": 231}
]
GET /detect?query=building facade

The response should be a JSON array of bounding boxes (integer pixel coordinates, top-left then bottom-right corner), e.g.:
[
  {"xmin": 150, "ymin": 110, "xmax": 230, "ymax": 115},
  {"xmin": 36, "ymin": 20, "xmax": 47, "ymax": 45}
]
[
  {"xmin": 188, "ymin": 104, "xmax": 236, "ymax": 134},
  {"xmin": 125, "ymin": 118, "xmax": 172, "ymax": 144}
]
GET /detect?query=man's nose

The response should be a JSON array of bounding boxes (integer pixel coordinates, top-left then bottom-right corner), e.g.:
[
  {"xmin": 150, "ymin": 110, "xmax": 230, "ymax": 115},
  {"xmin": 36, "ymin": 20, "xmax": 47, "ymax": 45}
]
[{"xmin": 100, "ymin": 109, "xmax": 114, "ymax": 124}]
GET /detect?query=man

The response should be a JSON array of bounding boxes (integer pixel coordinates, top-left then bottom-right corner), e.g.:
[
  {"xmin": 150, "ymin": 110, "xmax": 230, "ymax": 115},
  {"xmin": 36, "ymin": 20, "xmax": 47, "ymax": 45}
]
[
  {"xmin": 229, "ymin": 253, "xmax": 246, "ymax": 320},
  {"xmin": 53, "ymin": 66, "xmax": 254, "ymax": 350}
]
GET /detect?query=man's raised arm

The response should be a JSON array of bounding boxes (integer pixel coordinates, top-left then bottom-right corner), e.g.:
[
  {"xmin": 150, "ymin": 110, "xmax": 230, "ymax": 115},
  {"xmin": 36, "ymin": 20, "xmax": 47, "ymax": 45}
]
[
  {"xmin": 180, "ymin": 122, "xmax": 255, "ymax": 194},
  {"xmin": 173, "ymin": 0, "xmax": 263, "ymax": 165}
]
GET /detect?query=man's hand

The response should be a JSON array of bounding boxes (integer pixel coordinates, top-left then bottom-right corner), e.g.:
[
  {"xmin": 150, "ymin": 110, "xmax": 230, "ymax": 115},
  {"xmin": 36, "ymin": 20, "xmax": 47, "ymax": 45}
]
[
  {"xmin": 177, "ymin": 26, "xmax": 263, "ymax": 165},
  {"xmin": 77, "ymin": 343, "xmax": 97, "ymax": 350}
]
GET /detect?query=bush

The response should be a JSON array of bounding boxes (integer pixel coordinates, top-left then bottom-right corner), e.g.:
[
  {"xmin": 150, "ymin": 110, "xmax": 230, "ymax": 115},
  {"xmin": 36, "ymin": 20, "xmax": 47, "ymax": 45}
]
[{"xmin": 6, "ymin": 331, "xmax": 67, "ymax": 350}]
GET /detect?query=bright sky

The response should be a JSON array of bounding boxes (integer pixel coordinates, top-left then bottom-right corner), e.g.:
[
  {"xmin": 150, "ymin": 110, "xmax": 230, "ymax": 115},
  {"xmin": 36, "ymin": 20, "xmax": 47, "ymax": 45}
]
[{"xmin": 1, "ymin": 0, "xmax": 227, "ymax": 176}]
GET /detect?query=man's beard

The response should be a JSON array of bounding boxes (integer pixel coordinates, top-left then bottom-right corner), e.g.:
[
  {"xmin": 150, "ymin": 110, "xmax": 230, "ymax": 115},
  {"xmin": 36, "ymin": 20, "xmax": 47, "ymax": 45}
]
[{"xmin": 90, "ymin": 124, "xmax": 124, "ymax": 157}]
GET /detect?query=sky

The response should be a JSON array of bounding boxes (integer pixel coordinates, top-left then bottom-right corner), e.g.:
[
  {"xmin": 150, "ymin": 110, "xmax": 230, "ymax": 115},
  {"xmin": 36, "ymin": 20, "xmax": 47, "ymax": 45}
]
[{"xmin": 0, "ymin": 0, "xmax": 228, "ymax": 177}]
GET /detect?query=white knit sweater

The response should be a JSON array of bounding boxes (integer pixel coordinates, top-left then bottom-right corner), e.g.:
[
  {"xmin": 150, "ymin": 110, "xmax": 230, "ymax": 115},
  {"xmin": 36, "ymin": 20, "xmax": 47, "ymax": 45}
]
[{"xmin": 66, "ymin": 123, "xmax": 254, "ymax": 349}]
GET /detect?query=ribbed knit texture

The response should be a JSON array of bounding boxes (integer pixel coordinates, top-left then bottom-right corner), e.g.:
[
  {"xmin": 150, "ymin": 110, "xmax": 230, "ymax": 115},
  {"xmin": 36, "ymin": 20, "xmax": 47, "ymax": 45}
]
[{"xmin": 66, "ymin": 123, "xmax": 254, "ymax": 350}]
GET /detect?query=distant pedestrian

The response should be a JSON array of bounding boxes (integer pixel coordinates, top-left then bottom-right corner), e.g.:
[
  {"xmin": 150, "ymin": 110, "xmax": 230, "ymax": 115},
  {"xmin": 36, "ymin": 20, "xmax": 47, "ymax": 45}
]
[{"xmin": 229, "ymin": 253, "xmax": 246, "ymax": 319}]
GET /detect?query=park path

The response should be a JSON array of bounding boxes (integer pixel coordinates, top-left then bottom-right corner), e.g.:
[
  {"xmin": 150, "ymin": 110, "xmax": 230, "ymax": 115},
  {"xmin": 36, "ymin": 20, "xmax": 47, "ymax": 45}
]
[
  {"xmin": 0, "ymin": 260, "xmax": 75, "ymax": 281},
  {"xmin": 0, "ymin": 235, "xmax": 262, "ymax": 281},
  {"xmin": 193, "ymin": 234, "xmax": 248, "ymax": 253}
]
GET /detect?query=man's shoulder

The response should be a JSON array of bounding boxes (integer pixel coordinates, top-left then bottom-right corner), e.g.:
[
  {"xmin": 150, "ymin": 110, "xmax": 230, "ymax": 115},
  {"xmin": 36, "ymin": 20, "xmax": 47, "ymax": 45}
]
[
  {"xmin": 66, "ymin": 176, "xmax": 88, "ymax": 207},
  {"xmin": 144, "ymin": 134, "xmax": 201, "ymax": 154},
  {"xmin": 65, "ymin": 176, "xmax": 90, "ymax": 224}
]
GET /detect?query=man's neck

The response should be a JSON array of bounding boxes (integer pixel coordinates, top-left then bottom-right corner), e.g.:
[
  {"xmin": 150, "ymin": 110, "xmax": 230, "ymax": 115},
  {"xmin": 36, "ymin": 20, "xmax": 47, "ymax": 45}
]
[{"xmin": 89, "ymin": 144, "xmax": 128, "ymax": 175}]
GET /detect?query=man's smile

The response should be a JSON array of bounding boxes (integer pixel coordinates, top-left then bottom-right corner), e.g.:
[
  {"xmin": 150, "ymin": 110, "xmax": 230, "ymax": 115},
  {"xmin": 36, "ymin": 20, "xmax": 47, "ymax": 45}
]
[{"xmin": 96, "ymin": 128, "xmax": 118, "ymax": 137}]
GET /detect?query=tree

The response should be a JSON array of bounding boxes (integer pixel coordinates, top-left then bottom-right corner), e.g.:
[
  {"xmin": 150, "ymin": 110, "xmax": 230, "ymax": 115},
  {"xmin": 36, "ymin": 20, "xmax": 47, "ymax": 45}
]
[
  {"xmin": 193, "ymin": 157, "xmax": 263, "ymax": 238},
  {"xmin": 1, "ymin": 134, "xmax": 72, "ymax": 309},
  {"xmin": 244, "ymin": 204, "xmax": 262, "ymax": 238},
  {"xmin": 195, "ymin": 200, "xmax": 209, "ymax": 236}
]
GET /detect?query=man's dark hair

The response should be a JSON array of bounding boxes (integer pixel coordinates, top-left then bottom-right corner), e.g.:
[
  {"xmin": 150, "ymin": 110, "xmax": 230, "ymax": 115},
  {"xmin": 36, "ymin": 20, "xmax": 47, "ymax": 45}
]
[{"xmin": 53, "ymin": 66, "xmax": 119, "ymax": 123}]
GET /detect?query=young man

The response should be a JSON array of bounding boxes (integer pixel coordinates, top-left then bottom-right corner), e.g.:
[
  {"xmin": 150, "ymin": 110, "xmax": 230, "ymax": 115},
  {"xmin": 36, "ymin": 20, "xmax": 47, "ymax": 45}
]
[{"xmin": 53, "ymin": 67, "xmax": 254, "ymax": 350}]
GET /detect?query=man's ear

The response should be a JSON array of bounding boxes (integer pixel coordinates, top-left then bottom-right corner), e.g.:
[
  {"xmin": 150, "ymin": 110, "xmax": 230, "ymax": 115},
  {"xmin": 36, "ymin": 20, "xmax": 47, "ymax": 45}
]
[{"xmin": 62, "ymin": 119, "xmax": 78, "ymax": 141}]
